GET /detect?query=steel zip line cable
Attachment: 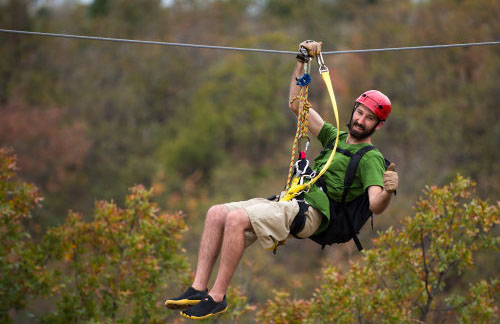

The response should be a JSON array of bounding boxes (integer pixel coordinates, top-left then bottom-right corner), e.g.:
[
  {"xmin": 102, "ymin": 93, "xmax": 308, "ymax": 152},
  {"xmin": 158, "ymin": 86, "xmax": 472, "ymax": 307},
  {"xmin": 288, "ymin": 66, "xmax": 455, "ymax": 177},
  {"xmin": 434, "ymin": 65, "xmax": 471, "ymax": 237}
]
[
  {"xmin": 1, "ymin": 29, "xmax": 499, "ymax": 55},
  {"xmin": 0, "ymin": 29, "xmax": 296, "ymax": 54}
]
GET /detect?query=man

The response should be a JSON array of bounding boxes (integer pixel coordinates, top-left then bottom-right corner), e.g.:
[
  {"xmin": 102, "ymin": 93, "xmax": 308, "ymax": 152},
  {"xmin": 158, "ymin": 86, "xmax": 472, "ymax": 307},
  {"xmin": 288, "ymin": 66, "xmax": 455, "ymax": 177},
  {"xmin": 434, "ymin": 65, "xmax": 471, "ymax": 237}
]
[{"xmin": 165, "ymin": 40, "xmax": 398, "ymax": 320}]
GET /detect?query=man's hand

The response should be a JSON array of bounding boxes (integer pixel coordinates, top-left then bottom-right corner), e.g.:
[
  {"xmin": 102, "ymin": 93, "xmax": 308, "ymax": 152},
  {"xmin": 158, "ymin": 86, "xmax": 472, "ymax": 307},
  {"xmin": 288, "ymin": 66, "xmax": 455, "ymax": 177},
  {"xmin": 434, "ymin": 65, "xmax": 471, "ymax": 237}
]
[
  {"xmin": 383, "ymin": 163, "xmax": 398, "ymax": 193},
  {"xmin": 299, "ymin": 40, "xmax": 323, "ymax": 57}
]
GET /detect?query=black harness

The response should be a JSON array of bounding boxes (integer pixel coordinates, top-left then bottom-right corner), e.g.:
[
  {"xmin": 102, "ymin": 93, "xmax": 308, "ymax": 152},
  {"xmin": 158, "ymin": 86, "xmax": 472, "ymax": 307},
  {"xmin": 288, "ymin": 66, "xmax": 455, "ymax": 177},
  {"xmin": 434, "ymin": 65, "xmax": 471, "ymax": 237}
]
[{"xmin": 289, "ymin": 142, "xmax": 391, "ymax": 251}]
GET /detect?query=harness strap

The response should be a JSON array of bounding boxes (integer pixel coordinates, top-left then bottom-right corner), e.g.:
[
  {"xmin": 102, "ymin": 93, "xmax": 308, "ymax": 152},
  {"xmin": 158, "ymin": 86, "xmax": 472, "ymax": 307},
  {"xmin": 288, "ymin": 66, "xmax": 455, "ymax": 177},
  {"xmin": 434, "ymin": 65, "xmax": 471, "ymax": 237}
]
[
  {"xmin": 340, "ymin": 145, "xmax": 376, "ymax": 251},
  {"xmin": 289, "ymin": 198, "xmax": 309, "ymax": 238}
]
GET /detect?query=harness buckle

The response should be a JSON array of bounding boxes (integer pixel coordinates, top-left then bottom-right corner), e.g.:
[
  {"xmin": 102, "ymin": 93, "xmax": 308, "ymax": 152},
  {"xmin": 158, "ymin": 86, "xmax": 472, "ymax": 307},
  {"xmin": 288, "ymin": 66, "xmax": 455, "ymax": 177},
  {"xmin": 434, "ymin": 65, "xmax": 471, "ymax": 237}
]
[{"xmin": 293, "ymin": 159, "xmax": 309, "ymax": 178}]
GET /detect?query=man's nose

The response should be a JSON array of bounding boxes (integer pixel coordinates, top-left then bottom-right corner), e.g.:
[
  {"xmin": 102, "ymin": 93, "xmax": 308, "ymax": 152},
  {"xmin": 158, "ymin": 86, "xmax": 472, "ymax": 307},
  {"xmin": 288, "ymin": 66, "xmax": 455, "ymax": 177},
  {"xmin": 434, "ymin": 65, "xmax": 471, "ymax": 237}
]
[{"xmin": 357, "ymin": 115, "xmax": 366, "ymax": 124}]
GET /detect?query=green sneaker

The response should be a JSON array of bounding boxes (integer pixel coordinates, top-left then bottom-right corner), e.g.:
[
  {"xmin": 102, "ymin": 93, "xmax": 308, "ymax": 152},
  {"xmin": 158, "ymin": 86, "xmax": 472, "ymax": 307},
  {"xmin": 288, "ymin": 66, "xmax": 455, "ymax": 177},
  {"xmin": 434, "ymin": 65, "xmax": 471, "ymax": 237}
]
[
  {"xmin": 164, "ymin": 287, "xmax": 208, "ymax": 310},
  {"xmin": 180, "ymin": 295, "xmax": 228, "ymax": 320}
]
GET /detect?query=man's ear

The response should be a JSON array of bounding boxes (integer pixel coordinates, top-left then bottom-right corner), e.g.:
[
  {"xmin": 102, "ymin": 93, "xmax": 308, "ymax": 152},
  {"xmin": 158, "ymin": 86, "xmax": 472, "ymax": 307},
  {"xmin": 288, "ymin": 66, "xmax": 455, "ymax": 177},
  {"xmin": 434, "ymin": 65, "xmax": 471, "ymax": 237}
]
[{"xmin": 375, "ymin": 120, "xmax": 385, "ymax": 130}]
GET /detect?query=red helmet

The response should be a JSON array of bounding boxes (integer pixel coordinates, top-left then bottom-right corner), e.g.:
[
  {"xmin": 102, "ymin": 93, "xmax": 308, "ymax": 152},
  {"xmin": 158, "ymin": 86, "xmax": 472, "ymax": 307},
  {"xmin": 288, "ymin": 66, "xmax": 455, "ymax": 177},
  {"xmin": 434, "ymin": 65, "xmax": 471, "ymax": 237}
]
[{"xmin": 355, "ymin": 90, "xmax": 391, "ymax": 121}]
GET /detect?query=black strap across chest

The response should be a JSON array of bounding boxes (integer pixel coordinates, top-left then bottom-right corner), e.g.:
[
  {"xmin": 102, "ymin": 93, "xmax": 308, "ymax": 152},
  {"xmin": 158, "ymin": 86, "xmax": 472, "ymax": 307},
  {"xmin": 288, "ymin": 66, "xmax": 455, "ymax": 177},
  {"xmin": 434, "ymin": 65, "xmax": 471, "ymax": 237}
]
[
  {"xmin": 337, "ymin": 145, "xmax": 377, "ymax": 204},
  {"xmin": 337, "ymin": 145, "xmax": 376, "ymax": 250}
]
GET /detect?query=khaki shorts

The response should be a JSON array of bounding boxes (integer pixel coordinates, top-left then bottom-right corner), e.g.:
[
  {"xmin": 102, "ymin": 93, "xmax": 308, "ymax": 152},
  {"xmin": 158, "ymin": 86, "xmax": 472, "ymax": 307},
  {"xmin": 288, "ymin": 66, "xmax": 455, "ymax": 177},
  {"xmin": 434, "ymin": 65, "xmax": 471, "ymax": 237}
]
[{"xmin": 224, "ymin": 198, "xmax": 323, "ymax": 250}]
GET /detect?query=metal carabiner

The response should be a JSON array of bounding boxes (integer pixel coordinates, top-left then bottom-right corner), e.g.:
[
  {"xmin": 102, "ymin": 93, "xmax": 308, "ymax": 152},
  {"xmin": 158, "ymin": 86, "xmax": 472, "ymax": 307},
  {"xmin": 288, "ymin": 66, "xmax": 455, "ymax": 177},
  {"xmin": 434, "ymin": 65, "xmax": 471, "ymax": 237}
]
[
  {"xmin": 298, "ymin": 135, "xmax": 311, "ymax": 153},
  {"xmin": 316, "ymin": 51, "xmax": 328, "ymax": 73}
]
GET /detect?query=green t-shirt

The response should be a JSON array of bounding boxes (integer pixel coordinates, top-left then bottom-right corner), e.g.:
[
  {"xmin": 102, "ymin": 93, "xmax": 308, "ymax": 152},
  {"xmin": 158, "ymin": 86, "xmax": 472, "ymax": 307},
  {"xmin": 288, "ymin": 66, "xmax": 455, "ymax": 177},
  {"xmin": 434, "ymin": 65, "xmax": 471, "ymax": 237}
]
[{"xmin": 304, "ymin": 122, "xmax": 386, "ymax": 234}]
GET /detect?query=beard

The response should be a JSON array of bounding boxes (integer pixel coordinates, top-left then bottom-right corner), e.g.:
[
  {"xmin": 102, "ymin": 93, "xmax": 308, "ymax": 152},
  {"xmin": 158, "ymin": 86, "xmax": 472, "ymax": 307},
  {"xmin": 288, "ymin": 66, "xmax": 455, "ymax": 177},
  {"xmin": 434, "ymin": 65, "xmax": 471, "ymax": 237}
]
[{"xmin": 347, "ymin": 120, "xmax": 377, "ymax": 140}]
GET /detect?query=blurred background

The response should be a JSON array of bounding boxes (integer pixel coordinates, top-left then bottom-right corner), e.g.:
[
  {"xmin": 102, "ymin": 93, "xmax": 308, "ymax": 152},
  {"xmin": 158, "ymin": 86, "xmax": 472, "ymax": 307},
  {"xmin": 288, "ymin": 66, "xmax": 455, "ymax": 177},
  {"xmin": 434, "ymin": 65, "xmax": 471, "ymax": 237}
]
[{"xmin": 1, "ymin": 0, "xmax": 499, "ymax": 322}]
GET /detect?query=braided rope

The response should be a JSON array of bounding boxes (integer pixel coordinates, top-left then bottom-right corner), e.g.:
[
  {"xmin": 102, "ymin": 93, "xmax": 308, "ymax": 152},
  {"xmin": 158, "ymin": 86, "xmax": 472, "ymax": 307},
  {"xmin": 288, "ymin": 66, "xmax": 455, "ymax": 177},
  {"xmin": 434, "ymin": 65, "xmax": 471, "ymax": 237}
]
[{"xmin": 286, "ymin": 85, "xmax": 311, "ymax": 190}]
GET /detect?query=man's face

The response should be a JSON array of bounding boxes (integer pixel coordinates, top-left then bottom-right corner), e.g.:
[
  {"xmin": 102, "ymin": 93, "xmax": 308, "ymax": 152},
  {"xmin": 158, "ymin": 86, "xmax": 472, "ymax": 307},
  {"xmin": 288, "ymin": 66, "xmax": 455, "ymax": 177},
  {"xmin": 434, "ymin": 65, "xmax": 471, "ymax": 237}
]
[{"xmin": 348, "ymin": 104, "xmax": 384, "ymax": 140}]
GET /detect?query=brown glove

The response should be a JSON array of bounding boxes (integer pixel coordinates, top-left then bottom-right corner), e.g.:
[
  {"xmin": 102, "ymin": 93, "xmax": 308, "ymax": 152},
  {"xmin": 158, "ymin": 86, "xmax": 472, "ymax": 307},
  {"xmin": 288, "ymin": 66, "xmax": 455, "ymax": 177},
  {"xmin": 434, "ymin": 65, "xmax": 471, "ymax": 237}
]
[
  {"xmin": 299, "ymin": 40, "xmax": 323, "ymax": 58},
  {"xmin": 383, "ymin": 163, "xmax": 398, "ymax": 193}
]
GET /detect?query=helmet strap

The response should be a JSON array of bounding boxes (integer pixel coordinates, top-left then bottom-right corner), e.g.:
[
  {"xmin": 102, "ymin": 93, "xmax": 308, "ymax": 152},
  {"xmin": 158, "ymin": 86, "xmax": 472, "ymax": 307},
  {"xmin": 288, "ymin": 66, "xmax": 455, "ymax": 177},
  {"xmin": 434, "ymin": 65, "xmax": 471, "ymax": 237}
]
[{"xmin": 346, "ymin": 102, "xmax": 359, "ymax": 129}]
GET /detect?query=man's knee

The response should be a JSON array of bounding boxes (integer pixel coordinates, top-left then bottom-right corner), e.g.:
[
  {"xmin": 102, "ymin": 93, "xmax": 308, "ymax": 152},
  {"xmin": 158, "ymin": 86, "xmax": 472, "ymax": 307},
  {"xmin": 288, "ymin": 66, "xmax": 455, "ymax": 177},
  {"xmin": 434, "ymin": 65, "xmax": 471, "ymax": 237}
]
[
  {"xmin": 206, "ymin": 204, "xmax": 229, "ymax": 226},
  {"xmin": 225, "ymin": 209, "xmax": 251, "ymax": 231}
]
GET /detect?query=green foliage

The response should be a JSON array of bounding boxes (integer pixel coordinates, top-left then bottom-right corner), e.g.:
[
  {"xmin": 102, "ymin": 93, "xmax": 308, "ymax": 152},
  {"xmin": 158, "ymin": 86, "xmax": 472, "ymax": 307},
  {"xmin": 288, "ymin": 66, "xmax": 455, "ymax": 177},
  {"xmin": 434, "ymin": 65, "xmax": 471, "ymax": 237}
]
[
  {"xmin": 257, "ymin": 175, "xmax": 500, "ymax": 323},
  {"xmin": 88, "ymin": 0, "xmax": 110, "ymax": 18},
  {"xmin": 447, "ymin": 279, "xmax": 500, "ymax": 324},
  {"xmin": 0, "ymin": 148, "xmax": 50, "ymax": 323},
  {"xmin": 41, "ymin": 185, "xmax": 190, "ymax": 323},
  {"xmin": 256, "ymin": 289, "xmax": 310, "ymax": 324},
  {"xmin": 219, "ymin": 286, "xmax": 254, "ymax": 323}
]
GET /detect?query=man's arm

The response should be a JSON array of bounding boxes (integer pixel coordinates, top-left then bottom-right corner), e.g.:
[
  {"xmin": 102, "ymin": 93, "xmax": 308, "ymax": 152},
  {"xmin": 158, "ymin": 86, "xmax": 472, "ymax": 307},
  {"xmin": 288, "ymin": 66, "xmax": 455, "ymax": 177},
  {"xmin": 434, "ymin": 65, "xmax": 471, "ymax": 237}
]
[
  {"xmin": 288, "ymin": 61, "xmax": 324, "ymax": 138},
  {"xmin": 367, "ymin": 186, "xmax": 393, "ymax": 215},
  {"xmin": 367, "ymin": 163, "xmax": 398, "ymax": 215}
]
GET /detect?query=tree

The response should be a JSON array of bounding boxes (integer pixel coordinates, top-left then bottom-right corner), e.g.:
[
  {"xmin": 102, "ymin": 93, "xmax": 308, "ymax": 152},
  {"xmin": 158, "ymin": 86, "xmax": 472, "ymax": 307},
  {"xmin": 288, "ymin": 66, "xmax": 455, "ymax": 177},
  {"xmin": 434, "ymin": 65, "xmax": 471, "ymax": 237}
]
[
  {"xmin": 40, "ymin": 185, "xmax": 191, "ymax": 323},
  {"xmin": 0, "ymin": 146, "xmax": 252, "ymax": 323},
  {"xmin": 257, "ymin": 175, "xmax": 499, "ymax": 323},
  {"xmin": 0, "ymin": 148, "xmax": 51, "ymax": 323}
]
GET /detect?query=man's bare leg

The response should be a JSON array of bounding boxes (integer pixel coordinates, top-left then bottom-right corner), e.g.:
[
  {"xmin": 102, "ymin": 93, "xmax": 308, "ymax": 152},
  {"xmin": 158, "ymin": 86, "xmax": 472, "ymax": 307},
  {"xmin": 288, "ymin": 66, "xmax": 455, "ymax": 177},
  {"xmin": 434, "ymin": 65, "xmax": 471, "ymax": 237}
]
[
  {"xmin": 209, "ymin": 208, "xmax": 252, "ymax": 301},
  {"xmin": 192, "ymin": 205, "xmax": 230, "ymax": 291}
]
